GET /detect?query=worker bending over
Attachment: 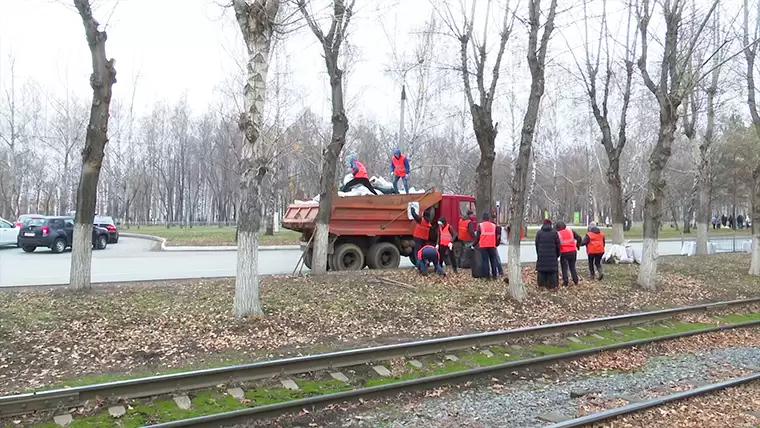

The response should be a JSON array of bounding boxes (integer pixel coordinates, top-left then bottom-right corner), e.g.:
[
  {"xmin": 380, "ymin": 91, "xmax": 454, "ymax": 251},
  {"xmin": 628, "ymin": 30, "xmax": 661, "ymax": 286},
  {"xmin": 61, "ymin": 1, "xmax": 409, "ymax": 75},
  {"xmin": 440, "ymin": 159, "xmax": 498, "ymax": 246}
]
[
  {"xmin": 437, "ymin": 217, "xmax": 458, "ymax": 273},
  {"xmin": 416, "ymin": 244, "xmax": 445, "ymax": 276},
  {"xmin": 389, "ymin": 149, "xmax": 410, "ymax": 194},
  {"xmin": 341, "ymin": 156, "xmax": 378, "ymax": 195}
]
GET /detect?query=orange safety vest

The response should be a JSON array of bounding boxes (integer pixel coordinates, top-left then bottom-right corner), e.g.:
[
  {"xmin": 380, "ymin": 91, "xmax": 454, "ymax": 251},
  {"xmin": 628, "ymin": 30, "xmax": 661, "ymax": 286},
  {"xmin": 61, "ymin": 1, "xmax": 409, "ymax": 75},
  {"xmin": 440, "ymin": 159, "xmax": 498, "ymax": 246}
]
[
  {"xmin": 439, "ymin": 224, "xmax": 452, "ymax": 246},
  {"xmin": 458, "ymin": 218, "xmax": 475, "ymax": 241},
  {"xmin": 391, "ymin": 154, "xmax": 407, "ymax": 177},
  {"xmin": 558, "ymin": 228, "xmax": 576, "ymax": 253},
  {"xmin": 587, "ymin": 231, "xmax": 605, "ymax": 254},
  {"xmin": 478, "ymin": 221, "xmax": 496, "ymax": 248},
  {"xmin": 353, "ymin": 160, "xmax": 368, "ymax": 179},
  {"xmin": 417, "ymin": 244, "xmax": 439, "ymax": 262},
  {"xmin": 413, "ymin": 218, "xmax": 431, "ymax": 240}
]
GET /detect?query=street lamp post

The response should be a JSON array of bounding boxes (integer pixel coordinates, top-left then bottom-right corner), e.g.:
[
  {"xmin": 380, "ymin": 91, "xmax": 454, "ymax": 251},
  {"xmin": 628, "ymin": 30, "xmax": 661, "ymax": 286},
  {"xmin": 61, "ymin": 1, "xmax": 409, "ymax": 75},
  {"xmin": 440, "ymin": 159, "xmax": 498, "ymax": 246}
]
[{"xmin": 397, "ymin": 59, "xmax": 424, "ymax": 153}]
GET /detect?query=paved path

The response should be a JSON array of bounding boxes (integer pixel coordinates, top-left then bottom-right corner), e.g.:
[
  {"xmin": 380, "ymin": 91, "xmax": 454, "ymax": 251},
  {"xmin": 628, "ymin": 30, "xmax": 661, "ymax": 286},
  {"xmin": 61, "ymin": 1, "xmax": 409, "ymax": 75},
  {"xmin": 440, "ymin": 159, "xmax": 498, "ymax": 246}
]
[{"xmin": 2, "ymin": 236, "xmax": 747, "ymax": 288}]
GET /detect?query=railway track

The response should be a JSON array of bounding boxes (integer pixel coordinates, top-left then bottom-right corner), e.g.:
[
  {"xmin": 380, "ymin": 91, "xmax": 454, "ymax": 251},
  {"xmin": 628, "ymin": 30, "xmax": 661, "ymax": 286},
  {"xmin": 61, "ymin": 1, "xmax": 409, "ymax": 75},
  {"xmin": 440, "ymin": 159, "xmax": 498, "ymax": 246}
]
[
  {"xmin": 2, "ymin": 297, "xmax": 759, "ymax": 427},
  {"xmin": 547, "ymin": 372, "xmax": 760, "ymax": 427}
]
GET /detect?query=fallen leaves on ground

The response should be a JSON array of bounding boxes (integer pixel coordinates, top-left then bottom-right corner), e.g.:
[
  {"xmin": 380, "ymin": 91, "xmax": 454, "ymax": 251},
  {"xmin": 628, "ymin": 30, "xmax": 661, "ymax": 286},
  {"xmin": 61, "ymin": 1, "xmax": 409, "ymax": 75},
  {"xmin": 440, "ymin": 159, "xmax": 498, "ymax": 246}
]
[{"xmin": 0, "ymin": 254, "xmax": 758, "ymax": 395}]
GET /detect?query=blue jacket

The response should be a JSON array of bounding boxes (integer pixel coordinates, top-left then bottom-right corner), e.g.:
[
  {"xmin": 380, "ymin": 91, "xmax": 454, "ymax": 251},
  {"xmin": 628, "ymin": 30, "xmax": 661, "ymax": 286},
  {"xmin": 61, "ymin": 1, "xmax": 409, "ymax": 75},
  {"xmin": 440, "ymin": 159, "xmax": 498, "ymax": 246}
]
[{"xmin": 389, "ymin": 155, "xmax": 410, "ymax": 175}]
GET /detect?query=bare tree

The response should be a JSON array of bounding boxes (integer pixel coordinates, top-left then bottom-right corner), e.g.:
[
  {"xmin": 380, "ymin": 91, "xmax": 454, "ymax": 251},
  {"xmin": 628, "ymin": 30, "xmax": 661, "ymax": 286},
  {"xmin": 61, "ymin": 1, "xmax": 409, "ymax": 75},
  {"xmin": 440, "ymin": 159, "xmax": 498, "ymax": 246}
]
[
  {"xmin": 507, "ymin": 0, "xmax": 558, "ymax": 301},
  {"xmin": 434, "ymin": 0, "xmax": 515, "ymax": 215},
  {"xmin": 635, "ymin": 0, "xmax": 718, "ymax": 291},
  {"xmin": 743, "ymin": 0, "xmax": 760, "ymax": 275},
  {"xmin": 69, "ymin": 0, "xmax": 117, "ymax": 290},
  {"xmin": 230, "ymin": 0, "xmax": 281, "ymax": 317},
  {"xmin": 573, "ymin": 0, "xmax": 637, "ymax": 245},
  {"xmin": 298, "ymin": 0, "xmax": 355, "ymax": 275},
  {"xmin": 683, "ymin": 5, "xmax": 722, "ymax": 255}
]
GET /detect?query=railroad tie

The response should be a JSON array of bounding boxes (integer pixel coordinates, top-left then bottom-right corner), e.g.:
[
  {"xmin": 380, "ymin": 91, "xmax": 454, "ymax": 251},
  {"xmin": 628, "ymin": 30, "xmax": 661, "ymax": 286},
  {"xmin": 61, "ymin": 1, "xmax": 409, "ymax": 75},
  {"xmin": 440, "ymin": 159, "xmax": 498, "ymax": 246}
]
[
  {"xmin": 227, "ymin": 387, "xmax": 245, "ymax": 400},
  {"xmin": 281, "ymin": 379, "xmax": 300, "ymax": 390},
  {"xmin": 53, "ymin": 414, "xmax": 73, "ymax": 427},
  {"xmin": 330, "ymin": 372, "xmax": 351, "ymax": 383},
  {"xmin": 372, "ymin": 365, "xmax": 392, "ymax": 377},
  {"xmin": 108, "ymin": 406, "xmax": 126, "ymax": 418},
  {"xmin": 173, "ymin": 395, "xmax": 192, "ymax": 410},
  {"xmin": 408, "ymin": 360, "xmax": 424, "ymax": 369}
]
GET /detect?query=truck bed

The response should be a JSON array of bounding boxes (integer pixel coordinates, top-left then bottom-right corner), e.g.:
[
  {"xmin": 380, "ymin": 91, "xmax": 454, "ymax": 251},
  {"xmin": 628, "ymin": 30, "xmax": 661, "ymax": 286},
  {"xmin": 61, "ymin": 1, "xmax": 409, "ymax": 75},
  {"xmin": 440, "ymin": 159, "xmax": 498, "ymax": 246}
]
[{"xmin": 282, "ymin": 191, "xmax": 442, "ymax": 236}]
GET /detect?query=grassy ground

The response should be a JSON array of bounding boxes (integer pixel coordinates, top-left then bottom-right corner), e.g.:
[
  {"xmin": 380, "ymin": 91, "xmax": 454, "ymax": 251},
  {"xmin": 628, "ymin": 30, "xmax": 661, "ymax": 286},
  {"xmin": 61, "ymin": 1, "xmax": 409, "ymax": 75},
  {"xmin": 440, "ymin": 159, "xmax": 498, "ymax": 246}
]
[
  {"xmin": 121, "ymin": 225, "xmax": 302, "ymax": 246},
  {"xmin": 1, "ymin": 253, "xmax": 758, "ymax": 396}
]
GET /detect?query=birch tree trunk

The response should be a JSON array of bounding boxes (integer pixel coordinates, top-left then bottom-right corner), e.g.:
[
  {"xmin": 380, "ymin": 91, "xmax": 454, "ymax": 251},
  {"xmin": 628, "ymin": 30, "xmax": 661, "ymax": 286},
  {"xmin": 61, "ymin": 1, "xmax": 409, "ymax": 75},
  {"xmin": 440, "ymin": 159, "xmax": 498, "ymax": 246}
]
[
  {"xmin": 507, "ymin": 0, "xmax": 557, "ymax": 301},
  {"xmin": 635, "ymin": 0, "xmax": 718, "ymax": 290},
  {"xmin": 231, "ymin": 0, "xmax": 280, "ymax": 317},
  {"xmin": 744, "ymin": 0, "xmax": 760, "ymax": 276},
  {"xmin": 299, "ymin": 0, "xmax": 355, "ymax": 275},
  {"xmin": 70, "ymin": 0, "xmax": 117, "ymax": 291}
]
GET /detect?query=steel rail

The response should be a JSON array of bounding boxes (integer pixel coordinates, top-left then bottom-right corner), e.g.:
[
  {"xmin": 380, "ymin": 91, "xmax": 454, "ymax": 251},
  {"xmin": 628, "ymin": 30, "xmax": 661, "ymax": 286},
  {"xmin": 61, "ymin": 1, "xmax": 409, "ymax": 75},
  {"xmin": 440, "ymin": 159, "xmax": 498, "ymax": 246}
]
[
  {"xmin": 546, "ymin": 372, "xmax": 760, "ymax": 428},
  {"xmin": 0, "ymin": 297, "xmax": 757, "ymax": 417},
  {"xmin": 144, "ymin": 319, "xmax": 760, "ymax": 428}
]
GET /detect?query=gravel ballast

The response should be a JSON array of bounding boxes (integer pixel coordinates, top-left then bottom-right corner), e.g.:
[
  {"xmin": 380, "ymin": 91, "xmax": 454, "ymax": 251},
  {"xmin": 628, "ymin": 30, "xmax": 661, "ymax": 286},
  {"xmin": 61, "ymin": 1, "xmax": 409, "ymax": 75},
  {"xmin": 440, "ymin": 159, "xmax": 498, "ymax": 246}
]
[{"xmin": 348, "ymin": 346, "xmax": 760, "ymax": 428}]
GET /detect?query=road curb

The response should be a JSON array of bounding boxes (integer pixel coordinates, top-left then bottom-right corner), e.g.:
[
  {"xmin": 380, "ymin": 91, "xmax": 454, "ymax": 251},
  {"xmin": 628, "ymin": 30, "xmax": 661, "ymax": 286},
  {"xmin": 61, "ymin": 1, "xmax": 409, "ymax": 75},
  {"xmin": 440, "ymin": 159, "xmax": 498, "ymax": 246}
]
[
  {"xmin": 118, "ymin": 232, "xmax": 300, "ymax": 252},
  {"xmin": 119, "ymin": 232, "xmax": 167, "ymax": 250}
]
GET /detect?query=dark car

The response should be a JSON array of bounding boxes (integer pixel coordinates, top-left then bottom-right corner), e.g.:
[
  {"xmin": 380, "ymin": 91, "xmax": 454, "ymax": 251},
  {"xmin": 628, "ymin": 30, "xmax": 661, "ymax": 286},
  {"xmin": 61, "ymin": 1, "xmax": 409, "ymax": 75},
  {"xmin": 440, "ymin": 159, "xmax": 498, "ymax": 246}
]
[
  {"xmin": 17, "ymin": 216, "xmax": 110, "ymax": 253},
  {"xmin": 94, "ymin": 215, "xmax": 119, "ymax": 243}
]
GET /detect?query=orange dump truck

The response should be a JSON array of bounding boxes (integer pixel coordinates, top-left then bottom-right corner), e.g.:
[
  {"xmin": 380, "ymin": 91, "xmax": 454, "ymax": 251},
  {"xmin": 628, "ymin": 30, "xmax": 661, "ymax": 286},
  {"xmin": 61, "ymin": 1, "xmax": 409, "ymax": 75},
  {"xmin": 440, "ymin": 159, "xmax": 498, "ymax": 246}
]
[{"xmin": 282, "ymin": 191, "xmax": 476, "ymax": 271}]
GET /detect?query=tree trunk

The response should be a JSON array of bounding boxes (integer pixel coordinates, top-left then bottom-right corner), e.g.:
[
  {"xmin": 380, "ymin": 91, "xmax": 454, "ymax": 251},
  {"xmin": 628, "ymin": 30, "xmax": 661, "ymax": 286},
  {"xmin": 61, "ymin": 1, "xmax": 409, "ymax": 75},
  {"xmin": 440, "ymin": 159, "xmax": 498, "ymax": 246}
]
[
  {"xmin": 695, "ymin": 162, "xmax": 711, "ymax": 255},
  {"xmin": 507, "ymin": 0, "xmax": 557, "ymax": 301},
  {"xmin": 70, "ymin": 0, "xmax": 116, "ymax": 291},
  {"xmin": 302, "ymin": 0, "xmax": 353, "ymax": 275},
  {"xmin": 636, "ymin": 128, "xmax": 676, "ymax": 291},
  {"xmin": 312, "ymin": 80, "xmax": 347, "ymax": 274},
  {"xmin": 750, "ymin": 166, "xmax": 760, "ymax": 275},
  {"xmin": 231, "ymin": 0, "xmax": 280, "ymax": 317},
  {"xmin": 473, "ymin": 117, "xmax": 496, "ymax": 217},
  {"xmin": 608, "ymin": 166, "xmax": 625, "ymax": 244}
]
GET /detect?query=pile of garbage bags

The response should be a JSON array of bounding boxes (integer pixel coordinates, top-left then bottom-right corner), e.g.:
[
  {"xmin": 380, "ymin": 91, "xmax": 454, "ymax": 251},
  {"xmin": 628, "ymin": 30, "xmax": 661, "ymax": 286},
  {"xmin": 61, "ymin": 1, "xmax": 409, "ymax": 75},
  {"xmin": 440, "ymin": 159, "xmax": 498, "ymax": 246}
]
[
  {"xmin": 292, "ymin": 175, "xmax": 424, "ymax": 205},
  {"xmin": 602, "ymin": 242, "xmax": 641, "ymax": 264}
]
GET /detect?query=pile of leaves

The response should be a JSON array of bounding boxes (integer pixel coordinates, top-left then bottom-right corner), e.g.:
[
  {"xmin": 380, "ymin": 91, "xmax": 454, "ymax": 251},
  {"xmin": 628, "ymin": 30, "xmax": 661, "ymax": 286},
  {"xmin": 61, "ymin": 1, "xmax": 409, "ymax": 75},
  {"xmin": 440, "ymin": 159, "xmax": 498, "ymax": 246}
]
[{"xmin": 0, "ymin": 254, "xmax": 758, "ymax": 394}]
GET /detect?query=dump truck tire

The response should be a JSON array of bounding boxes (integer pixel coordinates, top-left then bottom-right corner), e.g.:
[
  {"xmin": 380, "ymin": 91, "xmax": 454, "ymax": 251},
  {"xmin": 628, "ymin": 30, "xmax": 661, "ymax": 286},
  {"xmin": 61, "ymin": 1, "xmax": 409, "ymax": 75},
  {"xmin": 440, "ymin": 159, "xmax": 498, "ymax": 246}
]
[
  {"xmin": 366, "ymin": 242, "xmax": 401, "ymax": 270},
  {"xmin": 332, "ymin": 243, "xmax": 364, "ymax": 271},
  {"xmin": 304, "ymin": 248, "xmax": 331, "ymax": 271}
]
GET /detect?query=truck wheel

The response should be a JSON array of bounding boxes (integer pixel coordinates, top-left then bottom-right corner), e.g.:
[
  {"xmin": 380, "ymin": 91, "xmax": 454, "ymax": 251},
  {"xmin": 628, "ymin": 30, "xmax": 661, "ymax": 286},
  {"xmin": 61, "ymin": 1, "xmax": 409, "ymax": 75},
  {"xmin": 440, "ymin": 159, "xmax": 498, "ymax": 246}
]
[
  {"xmin": 304, "ymin": 248, "xmax": 331, "ymax": 271},
  {"xmin": 332, "ymin": 243, "xmax": 364, "ymax": 271},
  {"xmin": 366, "ymin": 242, "xmax": 401, "ymax": 270}
]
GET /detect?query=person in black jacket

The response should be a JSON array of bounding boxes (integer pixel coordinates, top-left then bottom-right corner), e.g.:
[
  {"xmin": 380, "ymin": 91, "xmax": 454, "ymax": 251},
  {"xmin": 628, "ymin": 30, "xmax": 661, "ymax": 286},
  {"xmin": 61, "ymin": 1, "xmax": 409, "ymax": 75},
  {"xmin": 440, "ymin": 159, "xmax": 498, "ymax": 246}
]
[{"xmin": 535, "ymin": 219, "xmax": 561, "ymax": 289}]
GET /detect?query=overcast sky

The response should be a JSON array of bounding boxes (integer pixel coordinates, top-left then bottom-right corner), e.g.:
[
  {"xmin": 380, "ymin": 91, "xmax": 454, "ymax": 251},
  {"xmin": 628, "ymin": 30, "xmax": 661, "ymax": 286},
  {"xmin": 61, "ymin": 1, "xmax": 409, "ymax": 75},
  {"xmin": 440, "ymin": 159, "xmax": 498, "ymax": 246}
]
[
  {"xmin": 0, "ymin": 0, "xmax": 440, "ymax": 123},
  {"xmin": 0, "ymin": 0, "xmax": 745, "ymax": 150}
]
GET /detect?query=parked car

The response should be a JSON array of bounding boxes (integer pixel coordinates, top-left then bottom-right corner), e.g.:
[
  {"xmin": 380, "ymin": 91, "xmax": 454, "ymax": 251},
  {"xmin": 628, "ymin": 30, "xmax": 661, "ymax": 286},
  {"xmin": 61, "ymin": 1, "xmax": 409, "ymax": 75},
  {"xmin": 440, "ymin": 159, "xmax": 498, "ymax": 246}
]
[
  {"xmin": 15, "ymin": 213, "xmax": 44, "ymax": 229},
  {"xmin": 17, "ymin": 216, "xmax": 110, "ymax": 253},
  {"xmin": 0, "ymin": 217, "xmax": 20, "ymax": 247},
  {"xmin": 94, "ymin": 215, "xmax": 119, "ymax": 243}
]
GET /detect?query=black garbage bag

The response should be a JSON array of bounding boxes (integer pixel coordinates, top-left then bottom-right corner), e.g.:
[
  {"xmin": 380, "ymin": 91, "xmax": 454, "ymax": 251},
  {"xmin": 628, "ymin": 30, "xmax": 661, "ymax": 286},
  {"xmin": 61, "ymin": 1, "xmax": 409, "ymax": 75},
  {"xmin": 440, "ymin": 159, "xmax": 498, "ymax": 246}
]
[
  {"xmin": 458, "ymin": 244, "xmax": 473, "ymax": 269},
  {"xmin": 470, "ymin": 248, "xmax": 488, "ymax": 278}
]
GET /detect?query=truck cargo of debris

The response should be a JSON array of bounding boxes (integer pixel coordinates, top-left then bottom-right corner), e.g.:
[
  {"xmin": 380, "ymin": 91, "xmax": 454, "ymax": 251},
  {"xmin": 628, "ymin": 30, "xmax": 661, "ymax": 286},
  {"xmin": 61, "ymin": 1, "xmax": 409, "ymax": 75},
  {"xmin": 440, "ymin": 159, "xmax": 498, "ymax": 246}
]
[{"xmin": 282, "ymin": 191, "xmax": 476, "ymax": 272}]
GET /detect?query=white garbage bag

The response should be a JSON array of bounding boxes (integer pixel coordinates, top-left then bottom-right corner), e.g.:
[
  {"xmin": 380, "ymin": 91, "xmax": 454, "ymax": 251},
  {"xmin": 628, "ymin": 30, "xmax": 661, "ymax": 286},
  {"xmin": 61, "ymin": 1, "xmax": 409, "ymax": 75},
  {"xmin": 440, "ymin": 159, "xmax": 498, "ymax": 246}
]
[
  {"xmin": 630, "ymin": 247, "xmax": 642, "ymax": 264},
  {"xmin": 680, "ymin": 241, "xmax": 696, "ymax": 256}
]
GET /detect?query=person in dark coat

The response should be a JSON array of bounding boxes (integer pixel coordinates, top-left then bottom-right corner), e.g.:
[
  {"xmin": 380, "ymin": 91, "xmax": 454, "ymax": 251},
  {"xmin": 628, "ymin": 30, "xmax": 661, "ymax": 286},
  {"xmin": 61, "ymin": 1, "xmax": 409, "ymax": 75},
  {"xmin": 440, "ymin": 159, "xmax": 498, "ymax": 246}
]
[{"xmin": 534, "ymin": 219, "xmax": 560, "ymax": 289}]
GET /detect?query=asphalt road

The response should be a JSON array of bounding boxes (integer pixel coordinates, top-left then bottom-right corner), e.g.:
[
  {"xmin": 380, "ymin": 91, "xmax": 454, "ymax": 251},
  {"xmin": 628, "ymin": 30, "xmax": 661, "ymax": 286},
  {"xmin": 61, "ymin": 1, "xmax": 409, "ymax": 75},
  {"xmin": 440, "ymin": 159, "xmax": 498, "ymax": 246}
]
[{"xmin": 0, "ymin": 236, "xmax": 732, "ymax": 288}]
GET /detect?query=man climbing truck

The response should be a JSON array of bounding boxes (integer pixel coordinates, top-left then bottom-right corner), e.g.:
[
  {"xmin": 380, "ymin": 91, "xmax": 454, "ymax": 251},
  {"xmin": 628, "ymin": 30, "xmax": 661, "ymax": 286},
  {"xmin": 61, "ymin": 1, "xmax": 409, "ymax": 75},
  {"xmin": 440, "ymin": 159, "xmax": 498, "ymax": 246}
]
[{"xmin": 282, "ymin": 191, "xmax": 476, "ymax": 271}]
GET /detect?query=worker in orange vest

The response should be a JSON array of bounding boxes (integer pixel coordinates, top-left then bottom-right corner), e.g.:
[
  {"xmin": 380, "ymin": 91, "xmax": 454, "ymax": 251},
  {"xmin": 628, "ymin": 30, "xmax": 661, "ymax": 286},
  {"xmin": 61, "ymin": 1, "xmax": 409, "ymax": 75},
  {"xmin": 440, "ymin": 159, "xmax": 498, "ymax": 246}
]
[
  {"xmin": 341, "ymin": 156, "xmax": 378, "ymax": 195},
  {"xmin": 555, "ymin": 221, "xmax": 582, "ymax": 286},
  {"xmin": 389, "ymin": 149, "xmax": 410, "ymax": 194},
  {"xmin": 416, "ymin": 243, "xmax": 445, "ymax": 276},
  {"xmin": 472, "ymin": 212, "xmax": 500, "ymax": 279},
  {"xmin": 437, "ymin": 217, "xmax": 458, "ymax": 273},
  {"xmin": 581, "ymin": 221, "xmax": 606, "ymax": 280},
  {"xmin": 410, "ymin": 206, "xmax": 433, "ymax": 264},
  {"xmin": 458, "ymin": 210, "xmax": 477, "ymax": 243}
]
